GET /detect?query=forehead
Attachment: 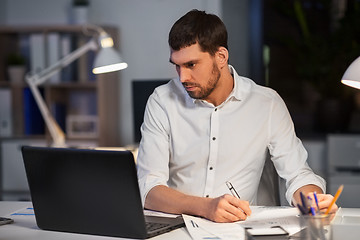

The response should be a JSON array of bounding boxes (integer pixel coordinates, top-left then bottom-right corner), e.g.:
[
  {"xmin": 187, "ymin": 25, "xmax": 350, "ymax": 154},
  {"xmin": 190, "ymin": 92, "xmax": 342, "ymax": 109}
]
[{"xmin": 170, "ymin": 43, "xmax": 211, "ymax": 65}]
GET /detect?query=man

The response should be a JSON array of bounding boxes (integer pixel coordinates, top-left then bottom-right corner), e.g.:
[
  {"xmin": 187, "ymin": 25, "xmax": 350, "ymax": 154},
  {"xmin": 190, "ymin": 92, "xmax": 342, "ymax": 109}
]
[{"xmin": 137, "ymin": 9, "xmax": 337, "ymax": 223}]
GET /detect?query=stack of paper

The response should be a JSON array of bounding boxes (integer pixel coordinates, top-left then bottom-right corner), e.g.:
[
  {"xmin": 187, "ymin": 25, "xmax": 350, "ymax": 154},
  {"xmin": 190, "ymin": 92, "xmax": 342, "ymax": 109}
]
[{"xmin": 182, "ymin": 206, "xmax": 302, "ymax": 240}]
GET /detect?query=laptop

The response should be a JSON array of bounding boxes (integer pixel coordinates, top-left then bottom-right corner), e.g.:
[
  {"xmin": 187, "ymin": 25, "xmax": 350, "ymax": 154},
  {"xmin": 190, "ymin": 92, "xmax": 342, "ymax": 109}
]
[{"xmin": 21, "ymin": 146, "xmax": 184, "ymax": 239}]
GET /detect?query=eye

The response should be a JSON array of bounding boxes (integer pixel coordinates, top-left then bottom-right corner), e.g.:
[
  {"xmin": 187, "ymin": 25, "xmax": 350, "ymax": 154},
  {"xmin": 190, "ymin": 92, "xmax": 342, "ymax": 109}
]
[{"xmin": 186, "ymin": 62, "xmax": 196, "ymax": 68}]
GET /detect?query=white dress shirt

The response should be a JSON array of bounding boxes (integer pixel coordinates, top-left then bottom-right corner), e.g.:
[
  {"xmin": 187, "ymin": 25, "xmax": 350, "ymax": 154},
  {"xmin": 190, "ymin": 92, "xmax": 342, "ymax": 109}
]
[{"xmin": 137, "ymin": 65, "xmax": 325, "ymax": 206}]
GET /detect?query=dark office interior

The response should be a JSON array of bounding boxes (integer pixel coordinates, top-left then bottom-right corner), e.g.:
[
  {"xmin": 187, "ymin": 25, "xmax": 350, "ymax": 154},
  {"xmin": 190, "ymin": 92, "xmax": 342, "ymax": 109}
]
[{"xmin": 0, "ymin": 0, "xmax": 360, "ymax": 207}]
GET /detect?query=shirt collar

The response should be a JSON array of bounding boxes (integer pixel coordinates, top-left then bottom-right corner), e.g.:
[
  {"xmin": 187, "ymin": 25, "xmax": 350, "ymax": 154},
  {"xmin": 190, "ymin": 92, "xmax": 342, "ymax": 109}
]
[
  {"xmin": 228, "ymin": 65, "xmax": 241, "ymax": 101},
  {"xmin": 209, "ymin": 65, "xmax": 250, "ymax": 108}
]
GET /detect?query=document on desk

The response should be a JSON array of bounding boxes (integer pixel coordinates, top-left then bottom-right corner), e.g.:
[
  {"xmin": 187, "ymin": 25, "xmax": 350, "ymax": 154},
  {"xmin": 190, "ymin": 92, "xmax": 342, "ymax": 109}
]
[
  {"xmin": 182, "ymin": 206, "xmax": 301, "ymax": 240},
  {"xmin": 9, "ymin": 207, "xmax": 35, "ymax": 216},
  {"xmin": 144, "ymin": 209, "xmax": 180, "ymax": 218},
  {"xmin": 238, "ymin": 206, "xmax": 301, "ymax": 235},
  {"xmin": 183, "ymin": 214, "xmax": 244, "ymax": 240}
]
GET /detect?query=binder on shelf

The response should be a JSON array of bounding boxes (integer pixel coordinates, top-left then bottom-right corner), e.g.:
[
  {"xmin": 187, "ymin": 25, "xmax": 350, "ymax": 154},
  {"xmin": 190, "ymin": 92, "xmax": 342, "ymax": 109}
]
[
  {"xmin": 0, "ymin": 88, "xmax": 13, "ymax": 136},
  {"xmin": 19, "ymin": 34, "xmax": 31, "ymax": 73},
  {"xmin": 23, "ymin": 87, "xmax": 45, "ymax": 135},
  {"xmin": 60, "ymin": 33, "xmax": 76, "ymax": 82},
  {"xmin": 77, "ymin": 36, "xmax": 88, "ymax": 83},
  {"xmin": 30, "ymin": 33, "xmax": 46, "ymax": 75},
  {"xmin": 87, "ymin": 49, "xmax": 96, "ymax": 81},
  {"xmin": 47, "ymin": 33, "xmax": 61, "ymax": 84}
]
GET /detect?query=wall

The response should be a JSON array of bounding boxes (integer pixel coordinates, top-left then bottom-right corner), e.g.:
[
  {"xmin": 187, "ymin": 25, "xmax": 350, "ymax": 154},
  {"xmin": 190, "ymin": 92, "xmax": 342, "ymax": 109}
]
[
  {"xmin": 0, "ymin": 0, "xmax": 6, "ymax": 24},
  {"xmin": 1, "ymin": 0, "xmax": 226, "ymax": 146},
  {"xmin": 222, "ymin": 0, "xmax": 250, "ymax": 77},
  {"xmin": 4, "ymin": 0, "xmax": 70, "ymax": 25}
]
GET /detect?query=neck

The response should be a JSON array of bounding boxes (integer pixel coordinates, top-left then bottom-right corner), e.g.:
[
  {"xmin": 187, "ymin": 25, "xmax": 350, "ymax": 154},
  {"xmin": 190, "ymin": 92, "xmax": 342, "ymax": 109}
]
[{"xmin": 206, "ymin": 67, "xmax": 234, "ymax": 106}]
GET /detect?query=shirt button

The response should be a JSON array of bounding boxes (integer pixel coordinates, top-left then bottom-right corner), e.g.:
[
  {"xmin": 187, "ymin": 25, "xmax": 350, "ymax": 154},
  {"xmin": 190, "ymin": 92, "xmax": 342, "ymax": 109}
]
[
  {"xmin": 206, "ymin": 195, "xmax": 209, "ymax": 198},
  {"xmin": 212, "ymin": 137, "xmax": 216, "ymax": 141},
  {"xmin": 209, "ymin": 167, "xmax": 213, "ymax": 170},
  {"xmin": 215, "ymin": 108, "xmax": 218, "ymax": 112}
]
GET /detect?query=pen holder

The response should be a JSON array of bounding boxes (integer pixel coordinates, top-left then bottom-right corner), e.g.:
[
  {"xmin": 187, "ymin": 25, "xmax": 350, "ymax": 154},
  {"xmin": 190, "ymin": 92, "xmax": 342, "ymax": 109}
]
[{"xmin": 300, "ymin": 214, "xmax": 332, "ymax": 240}]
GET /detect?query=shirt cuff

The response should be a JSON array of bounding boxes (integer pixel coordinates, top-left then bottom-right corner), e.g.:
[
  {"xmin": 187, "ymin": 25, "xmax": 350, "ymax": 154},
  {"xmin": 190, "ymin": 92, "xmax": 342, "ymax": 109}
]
[
  {"xmin": 285, "ymin": 174, "xmax": 326, "ymax": 205},
  {"xmin": 139, "ymin": 176, "xmax": 168, "ymax": 207}
]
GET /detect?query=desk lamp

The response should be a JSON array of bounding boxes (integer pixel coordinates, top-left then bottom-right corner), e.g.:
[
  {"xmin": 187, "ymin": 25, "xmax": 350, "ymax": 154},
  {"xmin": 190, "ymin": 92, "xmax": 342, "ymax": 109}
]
[
  {"xmin": 25, "ymin": 25, "xmax": 128, "ymax": 147},
  {"xmin": 341, "ymin": 56, "xmax": 360, "ymax": 89}
]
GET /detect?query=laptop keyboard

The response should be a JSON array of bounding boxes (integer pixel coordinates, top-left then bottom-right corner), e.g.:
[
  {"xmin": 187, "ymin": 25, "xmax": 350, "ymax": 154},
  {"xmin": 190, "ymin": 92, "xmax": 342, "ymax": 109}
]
[{"xmin": 146, "ymin": 222, "xmax": 170, "ymax": 232}]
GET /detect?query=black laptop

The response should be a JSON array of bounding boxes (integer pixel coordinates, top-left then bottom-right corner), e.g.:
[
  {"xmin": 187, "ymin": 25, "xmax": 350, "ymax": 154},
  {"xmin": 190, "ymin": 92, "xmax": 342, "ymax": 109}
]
[{"xmin": 21, "ymin": 146, "xmax": 184, "ymax": 239}]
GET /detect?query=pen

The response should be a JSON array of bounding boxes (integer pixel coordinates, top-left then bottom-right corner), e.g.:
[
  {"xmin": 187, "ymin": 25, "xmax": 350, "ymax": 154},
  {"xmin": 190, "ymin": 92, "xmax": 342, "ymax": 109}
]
[
  {"xmin": 226, "ymin": 181, "xmax": 249, "ymax": 216},
  {"xmin": 225, "ymin": 181, "xmax": 241, "ymax": 199},
  {"xmin": 310, "ymin": 207, "xmax": 316, "ymax": 216},
  {"xmin": 296, "ymin": 203, "xmax": 307, "ymax": 215},
  {"xmin": 307, "ymin": 196, "xmax": 316, "ymax": 216},
  {"xmin": 313, "ymin": 192, "xmax": 320, "ymax": 212},
  {"xmin": 325, "ymin": 184, "xmax": 344, "ymax": 215},
  {"xmin": 299, "ymin": 192, "xmax": 308, "ymax": 213}
]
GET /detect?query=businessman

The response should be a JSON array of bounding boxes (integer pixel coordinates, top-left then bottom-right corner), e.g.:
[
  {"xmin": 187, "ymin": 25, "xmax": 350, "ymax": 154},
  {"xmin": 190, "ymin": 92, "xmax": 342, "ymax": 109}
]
[{"xmin": 137, "ymin": 9, "xmax": 337, "ymax": 223}]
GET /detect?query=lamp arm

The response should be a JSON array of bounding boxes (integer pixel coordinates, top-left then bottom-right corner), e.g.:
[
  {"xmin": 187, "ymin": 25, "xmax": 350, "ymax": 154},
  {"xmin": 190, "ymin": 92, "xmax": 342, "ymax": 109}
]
[
  {"xmin": 31, "ymin": 39, "xmax": 98, "ymax": 86},
  {"xmin": 26, "ymin": 80, "xmax": 66, "ymax": 147},
  {"xmin": 25, "ymin": 38, "xmax": 98, "ymax": 147}
]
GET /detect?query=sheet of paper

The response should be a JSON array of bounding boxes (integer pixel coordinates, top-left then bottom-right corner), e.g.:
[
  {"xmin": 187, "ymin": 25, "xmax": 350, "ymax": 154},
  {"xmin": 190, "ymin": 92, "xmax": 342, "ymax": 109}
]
[
  {"xmin": 143, "ymin": 209, "xmax": 180, "ymax": 218},
  {"xmin": 237, "ymin": 206, "xmax": 301, "ymax": 235},
  {"xmin": 182, "ymin": 214, "xmax": 245, "ymax": 240},
  {"xmin": 182, "ymin": 206, "xmax": 302, "ymax": 239},
  {"xmin": 9, "ymin": 207, "xmax": 35, "ymax": 216},
  {"xmin": 247, "ymin": 206, "xmax": 300, "ymax": 220},
  {"xmin": 183, "ymin": 214, "xmax": 221, "ymax": 239}
]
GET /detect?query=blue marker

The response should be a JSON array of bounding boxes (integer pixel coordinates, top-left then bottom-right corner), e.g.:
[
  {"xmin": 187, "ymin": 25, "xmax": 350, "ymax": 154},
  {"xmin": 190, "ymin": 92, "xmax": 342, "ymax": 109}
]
[
  {"xmin": 310, "ymin": 206, "xmax": 316, "ymax": 216},
  {"xmin": 300, "ymin": 192, "xmax": 308, "ymax": 213},
  {"xmin": 307, "ymin": 196, "xmax": 316, "ymax": 215},
  {"xmin": 313, "ymin": 192, "xmax": 320, "ymax": 212}
]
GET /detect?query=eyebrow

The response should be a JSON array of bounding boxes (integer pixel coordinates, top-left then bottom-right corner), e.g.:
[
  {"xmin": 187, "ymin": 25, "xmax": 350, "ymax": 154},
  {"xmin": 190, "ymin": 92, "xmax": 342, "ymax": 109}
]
[{"xmin": 169, "ymin": 58, "xmax": 199, "ymax": 66}]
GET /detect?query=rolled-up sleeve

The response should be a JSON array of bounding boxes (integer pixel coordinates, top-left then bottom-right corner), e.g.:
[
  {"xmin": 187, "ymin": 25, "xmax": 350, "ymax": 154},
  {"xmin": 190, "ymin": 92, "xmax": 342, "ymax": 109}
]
[
  {"xmin": 267, "ymin": 92, "xmax": 326, "ymax": 205},
  {"xmin": 136, "ymin": 90, "xmax": 171, "ymax": 206}
]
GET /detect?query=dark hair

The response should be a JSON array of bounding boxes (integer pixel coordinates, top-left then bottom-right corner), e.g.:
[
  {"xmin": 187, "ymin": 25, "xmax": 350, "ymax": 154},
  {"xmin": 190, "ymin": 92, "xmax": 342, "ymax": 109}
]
[{"xmin": 168, "ymin": 9, "xmax": 228, "ymax": 56}]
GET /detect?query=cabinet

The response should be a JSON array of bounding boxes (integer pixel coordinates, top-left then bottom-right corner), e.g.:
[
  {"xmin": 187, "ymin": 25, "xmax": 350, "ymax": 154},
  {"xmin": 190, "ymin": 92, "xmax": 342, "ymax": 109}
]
[
  {"xmin": 0, "ymin": 138, "xmax": 46, "ymax": 200},
  {"xmin": 327, "ymin": 134, "xmax": 360, "ymax": 207},
  {"xmin": 0, "ymin": 25, "xmax": 120, "ymax": 147},
  {"xmin": 0, "ymin": 138, "xmax": 98, "ymax": 200}
]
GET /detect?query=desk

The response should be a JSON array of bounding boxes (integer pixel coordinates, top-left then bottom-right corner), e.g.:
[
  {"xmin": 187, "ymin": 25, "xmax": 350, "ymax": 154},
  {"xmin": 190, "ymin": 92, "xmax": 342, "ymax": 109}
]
[
  {"xmin": 1, "ymin": 201, "xmax": 360, "ymax": 240},
  {"xmin": 0, "ymin": 201, "xmax": 190, "ymax": 240}
]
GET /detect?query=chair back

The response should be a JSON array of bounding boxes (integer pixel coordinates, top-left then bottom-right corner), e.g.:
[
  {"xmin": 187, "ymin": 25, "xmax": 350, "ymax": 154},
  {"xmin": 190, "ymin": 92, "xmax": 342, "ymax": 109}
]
[{"xmin": 257, "ymin": 153, "xmax": 281, "ymax": 206}]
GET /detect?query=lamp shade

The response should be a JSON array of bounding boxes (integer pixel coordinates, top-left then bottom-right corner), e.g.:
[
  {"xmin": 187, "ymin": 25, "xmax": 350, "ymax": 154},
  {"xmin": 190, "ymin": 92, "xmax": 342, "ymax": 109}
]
[
  {"xmin": 92, "ymin": 31, "xmax": 128, "ymax": 74},
  {"xmin": 92, "ymin": 47, "xmax": 128, "ymax": 74},
  {"xmin": 341, "ymin": 56, "xmax": 360, "ymax": 89}
]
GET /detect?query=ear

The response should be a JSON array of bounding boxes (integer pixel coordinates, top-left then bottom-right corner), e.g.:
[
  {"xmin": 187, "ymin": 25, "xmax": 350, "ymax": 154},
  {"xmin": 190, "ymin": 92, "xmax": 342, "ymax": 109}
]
[{"xmin": 215, "ymin": 47, "xmax": 228, "ymax": 68}]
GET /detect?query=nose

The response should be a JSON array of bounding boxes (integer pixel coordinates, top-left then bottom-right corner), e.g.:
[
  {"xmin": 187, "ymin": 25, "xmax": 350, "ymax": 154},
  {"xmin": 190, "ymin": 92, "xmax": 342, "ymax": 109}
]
[{"xmin": 178, "ymin": 67, "xmax": 190, "ymax": 83}]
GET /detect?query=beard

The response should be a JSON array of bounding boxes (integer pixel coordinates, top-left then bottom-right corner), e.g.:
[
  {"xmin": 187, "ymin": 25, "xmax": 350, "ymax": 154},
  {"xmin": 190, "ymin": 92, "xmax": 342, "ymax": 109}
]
[{"xmin": 183, "ymin": 62, "xmax": 221, "ymax": 100}]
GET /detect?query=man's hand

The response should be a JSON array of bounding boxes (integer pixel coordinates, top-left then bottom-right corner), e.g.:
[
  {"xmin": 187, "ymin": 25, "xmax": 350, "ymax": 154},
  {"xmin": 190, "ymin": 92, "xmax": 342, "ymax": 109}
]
[
  {"xmin": 145, "ymin": 186, "xmax": 251, "ymax": 223},
  {"xmin": 204, "ymin": 194, "xmax": 251, "ymax": 223},
  {"xmin": 310, "ymin": 193, "xmax": 338, "ymax": 214},
  {"xmin": 293, "ymin": 185, "xmax": 338, "ymax": 214}
]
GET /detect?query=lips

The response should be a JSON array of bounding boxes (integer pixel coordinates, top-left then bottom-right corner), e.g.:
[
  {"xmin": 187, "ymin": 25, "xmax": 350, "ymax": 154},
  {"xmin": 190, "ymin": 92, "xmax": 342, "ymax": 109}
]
[
  {"xmin": 185, "ymin": 86, "xmax": 196, "ymax": 91},
  {"xmin": 183, "ymin": 83, "xmax": 198, "ymax": 91}
]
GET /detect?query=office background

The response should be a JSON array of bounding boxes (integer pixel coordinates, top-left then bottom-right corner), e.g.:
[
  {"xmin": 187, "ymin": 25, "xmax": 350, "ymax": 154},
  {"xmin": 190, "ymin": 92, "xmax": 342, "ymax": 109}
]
[
  {"xmin": 0, "ymin": 0, "xmax": 235, "ymax": 146},
  {"xmin": 0, "ymin": 0, "xmax": 359, "ymax": 206}
]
